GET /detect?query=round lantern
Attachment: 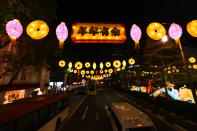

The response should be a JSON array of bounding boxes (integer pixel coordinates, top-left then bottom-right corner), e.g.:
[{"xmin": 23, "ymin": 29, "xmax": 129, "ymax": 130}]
[
  {"xmin": 130, "ymin": 24, "xmax": 142, "ymax": 49},
  {"xmin": 90, "ymin": 70, "xmax": 94, "ymax": 74},
  {"xmin": 113, "ymin": 60, "xmax": 121, "ymax": 68},
  {"xmin": 122, "ymin": 60, "xmax": 126, "ymax": 67},
  {"xmin": 26, "ymin": 20, "xmax": 49, "ymax": 40},
  {"xmin": 187, "ymin": 20, "xmax": 197, "ymax": 37},
  {"xmin": 100, "ymin": 62, "xmax": 104, "ymax": 69},
  {"xmin": 86, "ymin": 71, "xmax": 90, "ymax": 74},
  {"xmin": 128, "ymin": 58, "xmax": 135, "ymax": 65},
  {"xmin": 122, "ymin": 66, "xmax": 126, "ymax": 70},
  {"xmin": 93, "ymin": 62, "xmax": 97, "ymax": 70},
  {"xmin": 109, "ymin": 69, "xmax": 113, "ymax": 74},
  {"xmin": 59, "ymin": 60, "xmax": 66, "ymax": 67},
  {"xmin": 56, "ymin": 22, "xmax": 68, "ymax": 48},
  {"xmin": 68, "ymin": 62, "xmax": 72, "ymax": 69},
  {"xmin": 81, "ymin": 70, "xmax": 85, "ymax": 75},
  {"xmin": 6, "ymin": 19, "xmax": 23, "ymax": 41},
  {"xmin": 146, "ymin": 22, "xmax": 166, "ymax": 40},
  {"xmin": 193, "ymin": 64, "xmax": 197, "ymax": 69},
  {"xmin": 105, "ymin": 62, "xmax": 111, "ymax": 68},
  {"xmin": 85, "ymin": 62, "xmax": 91, "ymax": 68},
  {"xmin": 189, "ymin": 57, "xmax": 196, "ymax": 63},
  {"xmin": 168, "ymin": 23, "xmax": 182, "ymax": 45},
  {"xmin": 75, "ymin": 62, "xmax": 83, "ymax": 70},
  {"xmin": 100, "ymin": 70, "xmax": 103, "ymax": 74},
  {"xmin": 104, "ymin": 69, "xmax": 108, "ymax": 73},
  {"xmin": 74, "ymin": 70, "xmax": 77, "ymax": 73}
]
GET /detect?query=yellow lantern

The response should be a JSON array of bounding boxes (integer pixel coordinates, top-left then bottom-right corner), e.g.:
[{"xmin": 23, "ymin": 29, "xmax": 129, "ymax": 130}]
[
  {"xmin": 188, "ymin": 65, "xmax": 192, "ymax": 69},
  {"xmin": 109, "ymin": 69, "xmax": 113, "ymax": 74},
  {"xmin": 82, "ymin": 74, "xmax": 85, "ymax": 78},
  {"xmin": 122, "ymin": 66, "xmax": 126, "ymax": 70},
  {"xmin": 26, "ymin": 20, "xmax": 49, "ymax": 39},
  {"xmin": 105, "ymin": 62, "xmax": 111, "ymax": 67},
  {"xmin": 68, "ymin": 62, "xmax": 72, "ymax": 69},
  {"xmin": 75, "ymin": 62, "xmax": 83, "ymax": 70},
  {"xmin": 187, "ymin": 20, "xmax": 197, "ymax": 37},
  {"xmin": 81, "ymin": 70, "xmax": 85, "ymax": 75},
  {"xmin": 113, "ymin": 60, "xmax": 121, "ymax": 68},
  {"xmin": 100, "ymin": 70, "xmax": 103, "ymax": 74},
  {"xmin": 104, "ymin": 69, "xmax": 108, "ymax": 73},
  {"xmin": 146, "ymin": 22, "xmax": 166, "ymax": 40},
  {"xmin": 59, "ymin": 60, "xmax": 66, "ymax": 67},
  {"xmin": 85, "ymin": 62, "xmax": 91, "ymax": 68},
  {"xmin": 128, "ymin": 58, "xmax": 135, "ymax": 65},
  {"xmin": 193, "ymin": 64, "xmax": 197, "ymax": 69},
  {"xmin": 90, "ymin": 70, "xmax": 94, "ymax": 74},
  {"xmin": 122, "ymin": 60, "xmax": 126, "ymax": 67},
  {"xmin": 176, "ymin": 69, "xmax": 180, "ymax": 72},
  {"xmin": 74, "ymin": 70, "xmax": 77, "ymax": 73},
  {"xmin": 189, "ymin": 57, "xmax": 196, "ymax": 63},
  {"xmin": 86, "ymin": 71, "xmax": 90, "ymax": 74},
  {"xmin": 100, "ymin": 62, "xmax": 104, "ymax": 69},
  {"xmin": 93, "ymin": 62, "xmax": 97, "ymax": 70},
  {"xmin": 117, "ymin": 68, "xmax": 121, "ymax": 71}
]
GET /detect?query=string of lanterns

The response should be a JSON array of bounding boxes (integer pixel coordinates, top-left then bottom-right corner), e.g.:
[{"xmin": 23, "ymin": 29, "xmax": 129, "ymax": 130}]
[{"xmin": 5, "ymin": 19, "xmax": 197, "ymax": 50}]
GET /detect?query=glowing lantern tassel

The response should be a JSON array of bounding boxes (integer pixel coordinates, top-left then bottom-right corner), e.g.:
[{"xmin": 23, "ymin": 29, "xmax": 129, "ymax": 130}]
[{"xmin": 134, "ymin": 40, "xmax": 140, "ymax": 49}]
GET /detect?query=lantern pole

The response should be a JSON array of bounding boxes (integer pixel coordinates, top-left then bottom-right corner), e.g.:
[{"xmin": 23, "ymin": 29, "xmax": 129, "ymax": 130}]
[{"xmin": 178, "ymin": 41, "xmax": 197, "ymax": 103}]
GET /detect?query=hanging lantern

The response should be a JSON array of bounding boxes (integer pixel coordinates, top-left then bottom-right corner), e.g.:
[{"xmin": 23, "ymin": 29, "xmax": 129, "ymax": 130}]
[
  {"xmin": 85, "ymin": 62, "xmax": 91, "ymax": 68},
  {"xmin": 186, "ymin": 20, "xmax": 197, "ymax": 37},
  {"xmin": 75, "ymin": 62, "xmax": 83, "ymax": 70},
  {"xmin": 104, "ymin": 69, "xmax": 108, "ymax": 73},
  {"xmin": 113, "ymin": 60, "xmax": 121, "ymax": 68},
  {"xmin": 100, "ymin": 62, "xmax": 104, "ymax": 69},
  {"xmin": 146, "ymin": 22, "xmax": 166, "ymax": 40},
  {"xmin": 6, "ymin": 19, "xmax": 23, "ymax": 41},
  {"xmin": 90, "ymin": 70, "xmax": 94, "ymax": 74},
  {"xmin": 130, "ymin": 24, "xmax": 142, "ymax": 49},
  {"xmin": 86, "ymin": 71, "xmax": 90, "ymax": 74},
  {"xmin": 68, "ymin": 62, "xmax": 72, "ymax": 69},
  {"xmin": 168, "ymin": 23, "xmax": 182, "ymax": 45},
  {"xmin": 122, "ymin": 60, "xmax": 126, "ymax": 67},
  {"xmin": 117, "ymin": 68, "xmax": 121, "ymax": 71},
  {"xmin": 93, "ymin": 62, "xmax": 97, "ymax": 70},
  {"xmin": 56, "ymin": 22, "xmax": 68, "ymax": 48},
  {"xmin": 105, "ymin": 62, "xmax": 111, "ymax": 68},
  {"xmin": 193, "ymin": 64, "xmax": 197, "ymax": 69},
  {"xmin": 59, "ymin": 60, "xmax": 66, "ymax": 67},
  {"xmin": 128, "ymin": 58, "xmax": 135, "ymax": 65},
  {"xmin": 189, "ymin": 57, "xmax": 196, "ymax": 63},
  {"xmin": 100, "ymin": 70, "xmax": 103, "ymax": 74},
  {"xmin": 81, "ymin": 70, "xmax": 85, "ymax": 75},
  {"xmin": 109, "ymin": 69, "xmax": 113, "ymax": 74},
  {"xmin": 26, "ymin": 20, "xmax": 49, "ymax": 40},
  {"xmin": 122, "ymin": 66, "xmax": 126, "ymax": 70},
  {"xmin": 74, "ymin": 70, "xmax": 77, "ymax": 73}
]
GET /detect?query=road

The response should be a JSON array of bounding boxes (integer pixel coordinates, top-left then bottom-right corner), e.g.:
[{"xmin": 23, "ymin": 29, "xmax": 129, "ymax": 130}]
[{"xmin": 60, "ymin": 89, "xmax": 178, "ymax": 131}]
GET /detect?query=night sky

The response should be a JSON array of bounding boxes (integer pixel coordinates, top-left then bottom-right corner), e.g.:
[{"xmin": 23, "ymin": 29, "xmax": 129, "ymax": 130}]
[{"xmin": 55, "ymin": 0, "xmax": 197, "ymax": 62}]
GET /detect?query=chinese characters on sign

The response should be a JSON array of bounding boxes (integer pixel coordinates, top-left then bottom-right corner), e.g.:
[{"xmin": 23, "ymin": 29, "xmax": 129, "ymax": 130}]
[{"xmin": 72, "ymin": 23, "xmax": 126, "ymax": 43}]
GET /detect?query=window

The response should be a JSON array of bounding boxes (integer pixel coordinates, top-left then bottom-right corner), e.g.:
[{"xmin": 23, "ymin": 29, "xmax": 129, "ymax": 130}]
[{"xmin": 111, "ymin": 110, "xmax": 122, "ymax": 131}]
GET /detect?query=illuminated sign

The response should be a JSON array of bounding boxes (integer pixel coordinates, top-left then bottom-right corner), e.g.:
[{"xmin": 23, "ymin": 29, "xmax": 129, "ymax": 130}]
[{"xmin": 72, "ymin": 23, "xmax": 126, "ymax": 43}]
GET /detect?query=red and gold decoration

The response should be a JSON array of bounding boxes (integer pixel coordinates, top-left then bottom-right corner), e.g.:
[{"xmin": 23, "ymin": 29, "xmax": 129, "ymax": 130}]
[{"xmin": 72, "ymin": 23, "xmax": 126, "ymax": 43}]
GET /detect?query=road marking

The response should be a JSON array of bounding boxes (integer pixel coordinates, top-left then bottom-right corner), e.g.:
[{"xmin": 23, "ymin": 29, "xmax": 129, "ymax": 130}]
[{"xmin": 82, "ymin": 106, "xmax": 88, "ymax": 120}]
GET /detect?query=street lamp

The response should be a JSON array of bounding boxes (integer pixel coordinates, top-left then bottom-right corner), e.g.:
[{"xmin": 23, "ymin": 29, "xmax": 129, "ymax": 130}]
[{"xmin": 162, "ymin": 35, "xmax": 168, "ymax": 42}]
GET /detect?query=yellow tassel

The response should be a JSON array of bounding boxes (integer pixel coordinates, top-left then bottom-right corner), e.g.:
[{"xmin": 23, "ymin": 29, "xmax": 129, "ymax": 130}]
[
  {"xmin": 59, "ymin": 41, "xmax": 64, "ymax": 48},
  {"xmin": 175, "ymin": 39, "xmax": 180, "ymax": 46},
  {"xmin": 134, "ymin": 40, "xmax": 140, "ymax": 50}
]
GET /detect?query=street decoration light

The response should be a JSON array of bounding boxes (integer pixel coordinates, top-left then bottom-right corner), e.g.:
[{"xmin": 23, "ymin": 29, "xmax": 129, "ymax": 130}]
[
  {"xmin": 100, "ymin": 70, "xmax": 103, "ymax": 74},
  {"xmin": 68, "ymin": 62, "xmax": 72, "ymax": 69},
  {"xmin": 26, "ymin": 20, "xmax": 49, "ymax": 39},
  {"xmin": 6, "ymin": 19, "xmax": 23, "ymax": 51},
  {"xmin": 6, "ymin": 19, "xmax": 23, "ymax": 41},
  {"xmin": 104, "ymin": 69, "xmax": 108, "ymax": 73},
  {"xmin": 100, "ymin": 62, "xmax": 104, "ymax": 69},
  {"xmin": 146, "ymin": 22, "xmax": 166, "ymax": 40},
  {"xmin": 189, "ymin": 57, "xmax": 196, "ymax": 63},
  {"xmin": 85, "ymin": 62, "xmax": 91, "ymax": 68},
  {"xmin": 122, "ymin": 66, "xmax": 126, "ymax": 70},
  {"xmin": 109, "ymin": 69, "xmax": 113, "ymax": 74},
  {"xmin": 105, "ymin": 62, "xmax": 111, "ymax": 67},
  {"xmin": 75, "ymin": 62, "xmax": 83, "ymax": 70},
  {"xmin": 93, "ymin": 62, "xmax": 97, "ymax": 70},
  {"xmin": 122, "ymin": 60, "xmax": 126, "ymax": 67},
  {"xmin": 74, "ymin": 70, "xmax": 77, "ymax": 73},
  {"xmin": 56, "ymin": 22, "xmax": 68, "ymax": 48},
  {"xmin": 130, "ymin": 24, "xmax": 142, "ymax": 49},
  {"xmin": 162, "ymin": 35, "xmax": 168, "ymax": 42},
  {"xmin": 128, "ymin": 58, "xmax": 135, "ymax": 65},
  {"xmin": 90, "ymin": 70, "xmax": 94, "ymax": 74},
  {"xmin": 117, "ymin": 68, "xmax": 121, "ymax": 71},
  {"xmin": 86, "ymin": 71, "xmax": 89, "ymax": 74},
  {"xmin": 81, "ymin": 70, "xmax": 85, "ymax": 75},
  {"xmin": 186, "ymin": 20, "xmax": 197, "ymax": 37},
  {"xmin": 113, "ymin": 60, "xmax": 121, "ymax": 68},
  {"xmin": 59, "ymin": 60, "xmax": 66, "ymax": 67},
  {"xmin": 168, "ymin": 23, "xmax": 182, "ymax": 45},
  {"xmin": 193, "ymin": 64, "xmax": 197, "ymax": 69}
]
